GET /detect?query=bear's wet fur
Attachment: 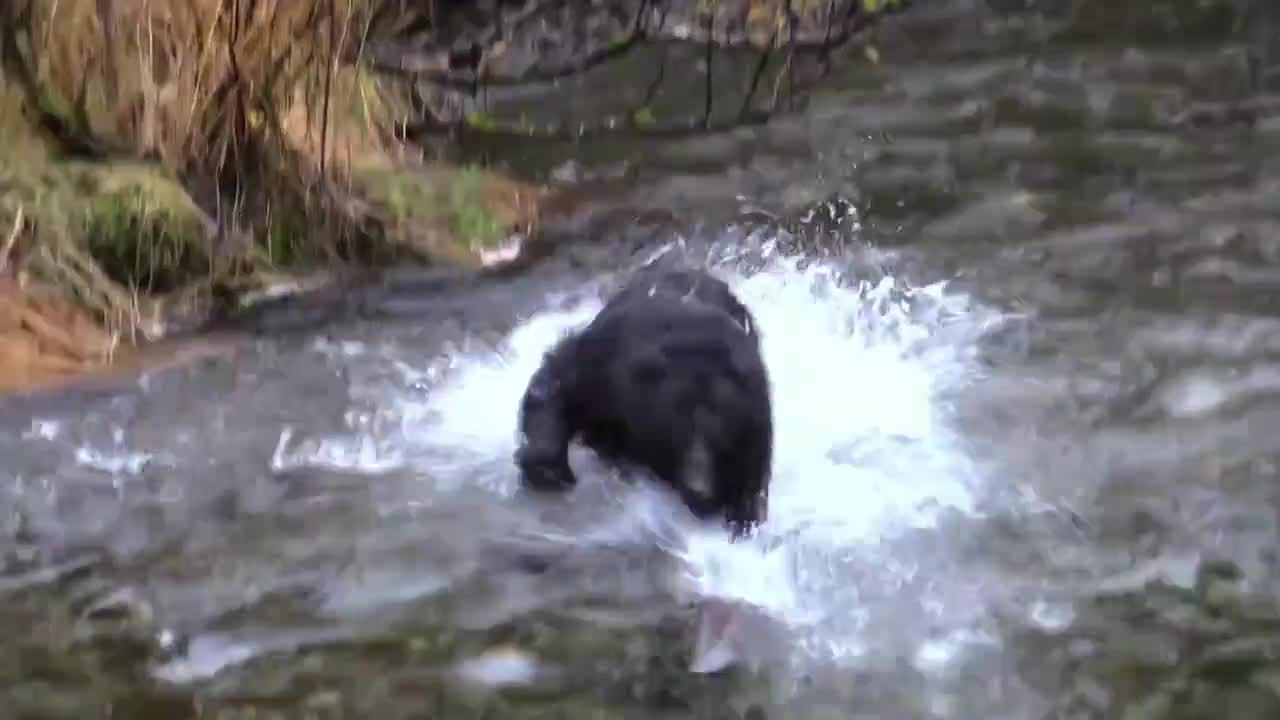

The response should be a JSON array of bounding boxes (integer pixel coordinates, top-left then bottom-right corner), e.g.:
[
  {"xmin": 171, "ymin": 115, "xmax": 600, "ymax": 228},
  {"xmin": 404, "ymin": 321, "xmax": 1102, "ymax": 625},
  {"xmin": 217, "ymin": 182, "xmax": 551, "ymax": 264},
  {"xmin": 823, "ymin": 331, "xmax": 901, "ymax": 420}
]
[{"xmin": 514, "ymin": 266, "xmax": 773, "ymax": 540}]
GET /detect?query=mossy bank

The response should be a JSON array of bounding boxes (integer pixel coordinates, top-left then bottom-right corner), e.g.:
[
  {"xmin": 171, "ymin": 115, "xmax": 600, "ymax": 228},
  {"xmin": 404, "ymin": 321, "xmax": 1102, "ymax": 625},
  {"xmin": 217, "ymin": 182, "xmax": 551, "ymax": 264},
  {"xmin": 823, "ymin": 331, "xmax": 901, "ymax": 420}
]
[{"xmin": 0, "ymin": 0, "xmax": 547, "ymax": 394}]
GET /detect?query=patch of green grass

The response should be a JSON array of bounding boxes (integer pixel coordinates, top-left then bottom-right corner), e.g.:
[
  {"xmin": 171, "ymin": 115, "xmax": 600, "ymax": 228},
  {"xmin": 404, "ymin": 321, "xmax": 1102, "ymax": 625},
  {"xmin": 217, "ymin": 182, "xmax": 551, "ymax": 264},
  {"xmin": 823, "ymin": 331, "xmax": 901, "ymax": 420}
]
[
  {"xmin": 79, "ymin": 183, "xmax": 209, "ymax": 295},
  {"xmin": 444, "ymin": 168, "xmax": 509, "ymax": 250},
  {"xmin": 255, "ymin": 205, "xmax": 321, "ymax": 269},
  {"xmin": 357, "ymin": 164, "xmax": 516, "ymax": 258},
  {"xmin": 0, "ymin": 98, "xmax": 211, "ymax": 297}
]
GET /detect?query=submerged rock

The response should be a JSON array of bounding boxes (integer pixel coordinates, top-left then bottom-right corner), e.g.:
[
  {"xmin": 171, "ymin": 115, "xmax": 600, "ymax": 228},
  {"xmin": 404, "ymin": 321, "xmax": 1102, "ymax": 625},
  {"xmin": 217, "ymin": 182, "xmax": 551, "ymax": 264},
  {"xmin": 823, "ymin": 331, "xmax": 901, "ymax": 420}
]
[{"xmin": 451, "ymin": 644, "xmax": 562, "ymax": 693}]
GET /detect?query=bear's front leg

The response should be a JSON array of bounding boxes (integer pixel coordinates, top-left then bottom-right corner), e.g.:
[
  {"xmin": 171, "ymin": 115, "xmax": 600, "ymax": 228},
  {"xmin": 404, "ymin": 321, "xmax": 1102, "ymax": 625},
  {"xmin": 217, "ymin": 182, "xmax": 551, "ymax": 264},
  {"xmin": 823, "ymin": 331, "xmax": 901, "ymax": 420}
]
[{"xmin": 514, "ymin": 364, "xmax": 577, "ymax": 492}]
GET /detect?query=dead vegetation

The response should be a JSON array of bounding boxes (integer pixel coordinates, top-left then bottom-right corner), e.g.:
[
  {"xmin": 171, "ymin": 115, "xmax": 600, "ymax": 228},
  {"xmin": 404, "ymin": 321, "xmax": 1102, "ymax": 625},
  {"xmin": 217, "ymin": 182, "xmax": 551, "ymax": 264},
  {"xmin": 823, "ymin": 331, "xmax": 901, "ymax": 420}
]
[
  {"xmin": 0, "ymin": 0, "xmax": 909, "ymax": 394},
  {"xmin": 0, "ymin": 0, "xmax": 545, "ymax": 392}
]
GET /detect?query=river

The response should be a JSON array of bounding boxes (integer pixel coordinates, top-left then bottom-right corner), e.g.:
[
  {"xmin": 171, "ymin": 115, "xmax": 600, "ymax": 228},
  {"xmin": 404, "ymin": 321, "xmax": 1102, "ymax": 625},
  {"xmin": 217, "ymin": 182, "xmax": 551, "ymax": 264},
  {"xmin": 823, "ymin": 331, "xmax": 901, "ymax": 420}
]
[{"xmin": 4, "ymin": 1, "xmax": 1280, "ymax": 718}]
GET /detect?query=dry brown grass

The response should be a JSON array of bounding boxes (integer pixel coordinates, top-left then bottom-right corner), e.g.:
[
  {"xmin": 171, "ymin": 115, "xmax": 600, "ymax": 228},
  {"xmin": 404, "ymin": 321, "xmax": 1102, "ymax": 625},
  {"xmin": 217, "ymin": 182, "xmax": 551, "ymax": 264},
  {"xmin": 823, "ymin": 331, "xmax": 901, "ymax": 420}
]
[{"xmin": 14, "ymin": 0, "xmax": 403, "ymax": 182}]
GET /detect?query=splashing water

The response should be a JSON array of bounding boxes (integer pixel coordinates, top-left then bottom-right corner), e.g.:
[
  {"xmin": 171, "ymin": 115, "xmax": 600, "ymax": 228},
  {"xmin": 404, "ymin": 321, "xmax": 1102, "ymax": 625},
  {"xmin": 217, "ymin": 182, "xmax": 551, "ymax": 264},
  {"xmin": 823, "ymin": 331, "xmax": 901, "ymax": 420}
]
[
  {"xmin": 408, "ymin": 247, "xmax": 1009, "ymax": 676},
  {"xmin": 46, "ymin": 243, "xmax": 1013, "ymax": 691}
]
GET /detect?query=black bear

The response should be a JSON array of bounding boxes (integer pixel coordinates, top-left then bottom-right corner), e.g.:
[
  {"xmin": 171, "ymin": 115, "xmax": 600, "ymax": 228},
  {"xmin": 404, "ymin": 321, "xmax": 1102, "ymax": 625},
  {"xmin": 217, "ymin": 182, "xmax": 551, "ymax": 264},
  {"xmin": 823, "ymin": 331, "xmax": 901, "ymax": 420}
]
[{"xmin": 514, "ymin": 266, "xmax": 773, "ymax": 540}]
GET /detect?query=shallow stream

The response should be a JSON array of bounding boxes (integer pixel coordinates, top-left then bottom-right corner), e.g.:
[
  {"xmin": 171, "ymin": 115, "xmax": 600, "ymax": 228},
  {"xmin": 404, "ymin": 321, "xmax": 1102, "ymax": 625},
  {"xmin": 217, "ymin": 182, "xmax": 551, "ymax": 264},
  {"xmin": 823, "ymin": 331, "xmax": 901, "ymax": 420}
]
[{"xmin": 5, "ymin": 2, "xmax": 1280, "ymax": 718}]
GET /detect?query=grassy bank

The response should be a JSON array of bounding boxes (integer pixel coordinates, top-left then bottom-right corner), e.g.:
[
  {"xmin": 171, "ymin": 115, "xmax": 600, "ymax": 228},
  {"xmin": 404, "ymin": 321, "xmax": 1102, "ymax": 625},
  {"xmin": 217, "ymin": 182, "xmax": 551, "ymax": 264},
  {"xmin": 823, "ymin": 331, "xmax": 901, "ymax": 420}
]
[{"xmin": 0, "ymin": 0, "xmax": 543, "ymax": 392}]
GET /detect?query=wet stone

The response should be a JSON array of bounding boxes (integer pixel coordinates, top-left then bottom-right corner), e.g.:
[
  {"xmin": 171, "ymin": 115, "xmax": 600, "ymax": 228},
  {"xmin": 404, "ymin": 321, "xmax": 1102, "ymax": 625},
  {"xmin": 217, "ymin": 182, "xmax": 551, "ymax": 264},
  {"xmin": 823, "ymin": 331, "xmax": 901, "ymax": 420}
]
[
  {"xmin": 1251, "ymin": 666, "xmax": 1280, "ymax": 700},
  {"xmin": 1186, "ymin": 680, "xmax": 1280, "ymax": 720},
  {"xmin": 1121, "ymin": 689, "xmax": 1176, "ymax": 720},
  {"xmin": 1200, "ymin": 637, "xmax": 1280, "ymax": 669}
]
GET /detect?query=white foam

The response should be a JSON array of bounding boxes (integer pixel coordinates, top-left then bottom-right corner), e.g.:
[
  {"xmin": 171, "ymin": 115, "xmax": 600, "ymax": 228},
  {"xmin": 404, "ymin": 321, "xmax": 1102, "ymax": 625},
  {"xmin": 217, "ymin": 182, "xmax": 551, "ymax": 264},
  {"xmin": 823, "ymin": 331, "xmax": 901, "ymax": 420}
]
[
  {"xmin": 397, "ymin": 248, "xmax": 1005, "ymax": 672},
  {"xmin": 401, "ymin": 297, "xmax": 606, "ymax": 494}
]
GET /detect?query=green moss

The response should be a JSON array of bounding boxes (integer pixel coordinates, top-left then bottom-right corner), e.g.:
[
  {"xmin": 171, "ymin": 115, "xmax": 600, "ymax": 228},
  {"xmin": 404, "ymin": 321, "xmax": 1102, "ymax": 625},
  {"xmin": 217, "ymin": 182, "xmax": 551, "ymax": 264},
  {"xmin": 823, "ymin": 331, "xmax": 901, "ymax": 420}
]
[
  {"xmin": 79, "ymin": 186, "xmax": 208, "ymax": 294},
  {"xmin": 444, "ymin": 168, "xmax": 509, "ymax": 249},
  {"xmin": 255, "ymin": 205, "xmax": 322, "ymax": 269},
  {"xmin": 465, "ymin": 112, "xmax": 500, "ymax": 132},
  {"xmin": 258, "ymin": 219, "xmax": 299, "ymax": 268},
  {"xmin": 355, "ymin": 165, "xmax": 518, "ymax": 262},
  {"xmin": 0, "ymin": 96, "xmax": 211, "ymax": 297},
  {"xmin": 37, "ymin": 162, "xmax": 214, "ymax": 295}
]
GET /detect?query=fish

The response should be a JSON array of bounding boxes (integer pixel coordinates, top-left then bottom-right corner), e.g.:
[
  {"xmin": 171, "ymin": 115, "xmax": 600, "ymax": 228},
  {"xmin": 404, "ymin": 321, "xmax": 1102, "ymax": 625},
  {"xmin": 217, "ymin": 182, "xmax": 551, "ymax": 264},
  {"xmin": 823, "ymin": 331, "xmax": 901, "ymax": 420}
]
[{"xmin": 689, "ymin": 597, "xmax": 747, "ymax": 674}]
